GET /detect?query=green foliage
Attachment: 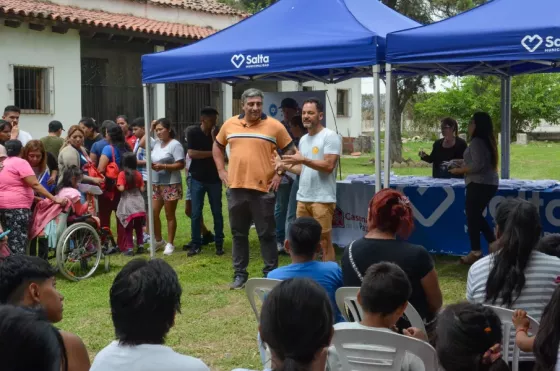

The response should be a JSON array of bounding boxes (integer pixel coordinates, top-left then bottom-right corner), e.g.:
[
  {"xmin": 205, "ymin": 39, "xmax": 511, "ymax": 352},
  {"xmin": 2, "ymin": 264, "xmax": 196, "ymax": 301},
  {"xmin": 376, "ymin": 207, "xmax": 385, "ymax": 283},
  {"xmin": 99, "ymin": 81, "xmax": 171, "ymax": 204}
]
[
  {"xmin": 217, "ymin": 0, "xmax": 276, "ymax": 13},
  {"xmin": 412, "ymin": 75, "xmax": 560, "ymax": 136}
]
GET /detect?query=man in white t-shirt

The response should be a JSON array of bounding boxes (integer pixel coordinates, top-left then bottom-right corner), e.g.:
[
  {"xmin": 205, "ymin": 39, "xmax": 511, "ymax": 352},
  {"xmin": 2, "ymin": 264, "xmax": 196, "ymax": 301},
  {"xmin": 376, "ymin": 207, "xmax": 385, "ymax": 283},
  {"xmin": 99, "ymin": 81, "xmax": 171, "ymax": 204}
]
[
  {"xmin": 91, "ymin": 258, "xmax": 209, "ymax": 371},
  {"xmin": 281, "ymin": 98, "xmax": 341, "ymax": 262},
  {"xmin": 3, "ymin": 105, "xmax": 32, "ymax": 145}
]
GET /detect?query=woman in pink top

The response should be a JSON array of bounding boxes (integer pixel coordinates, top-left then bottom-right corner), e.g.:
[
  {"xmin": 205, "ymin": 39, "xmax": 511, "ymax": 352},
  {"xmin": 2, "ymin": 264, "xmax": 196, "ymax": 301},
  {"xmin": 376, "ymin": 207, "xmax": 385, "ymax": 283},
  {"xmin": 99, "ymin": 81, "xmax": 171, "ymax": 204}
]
[{"xmin": 0, "ymin": 140, "xmax": 67, "ymax": 255}]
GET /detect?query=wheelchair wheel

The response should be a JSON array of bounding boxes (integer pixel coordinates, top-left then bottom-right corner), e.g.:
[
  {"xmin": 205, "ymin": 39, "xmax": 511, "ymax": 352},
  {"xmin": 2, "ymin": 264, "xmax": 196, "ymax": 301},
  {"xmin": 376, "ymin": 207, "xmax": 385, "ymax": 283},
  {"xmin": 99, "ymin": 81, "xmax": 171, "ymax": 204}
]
[{"xmin": 56, "ymin": 222, "xmax": 102, "ymax": 281}]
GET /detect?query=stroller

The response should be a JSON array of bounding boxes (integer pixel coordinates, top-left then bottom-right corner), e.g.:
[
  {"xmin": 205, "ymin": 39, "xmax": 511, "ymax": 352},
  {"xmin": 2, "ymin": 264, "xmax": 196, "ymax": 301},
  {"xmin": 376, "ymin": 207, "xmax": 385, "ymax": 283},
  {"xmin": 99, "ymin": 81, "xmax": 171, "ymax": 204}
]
[{"xmin": 30, "ymin": 193, "xmax": 116, "ymax": 281}]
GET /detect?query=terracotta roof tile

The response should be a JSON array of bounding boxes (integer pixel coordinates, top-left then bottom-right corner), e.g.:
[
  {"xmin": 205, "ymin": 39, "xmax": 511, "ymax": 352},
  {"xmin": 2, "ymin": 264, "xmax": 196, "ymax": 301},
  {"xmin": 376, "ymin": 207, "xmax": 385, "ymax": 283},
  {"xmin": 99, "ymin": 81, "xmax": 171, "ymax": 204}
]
[
  {"xmin": 0, "ymin": 0, "xmax": 216, "ymax": 40},
  {"xmin": 141, "ymin": 0, "xmax": 247, "ymax": 16}
]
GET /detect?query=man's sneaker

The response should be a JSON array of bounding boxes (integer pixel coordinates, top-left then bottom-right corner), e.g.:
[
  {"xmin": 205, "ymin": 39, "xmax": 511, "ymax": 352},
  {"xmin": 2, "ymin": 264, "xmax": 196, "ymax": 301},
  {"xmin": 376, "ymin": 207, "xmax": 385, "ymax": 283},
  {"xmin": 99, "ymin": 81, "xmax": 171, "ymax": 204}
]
[
  {"xmin": 155, "ymin": 239, "xmax": 166, "ymax": 251},
  {"xmin": 182, "ymin": 241, "xmax": 193, "ymax": 251},
  {"xmin": 230, "ymin": 276, "xmax": 247, "ymax": 290},
  {"xmin": 136, "ymin": 246, "xmax": 146, "ymax": 254},
  {"xmin": 122, "ymin": 248, "xmax": 134, "ymax": 257},
  {"xmin": 187, "ymin": 245, "xmax": 202, "ymax": 257},
  {"xmin": 215, "ymin": 245, "xmax": 225, "ymax": 256},
  {"xmin": 277, "ymin": 242, "xmax": 288, "ymax": 255},
  {"xmin": 163, "ymin": 243, "xmax": 175, "ymax": 256}
]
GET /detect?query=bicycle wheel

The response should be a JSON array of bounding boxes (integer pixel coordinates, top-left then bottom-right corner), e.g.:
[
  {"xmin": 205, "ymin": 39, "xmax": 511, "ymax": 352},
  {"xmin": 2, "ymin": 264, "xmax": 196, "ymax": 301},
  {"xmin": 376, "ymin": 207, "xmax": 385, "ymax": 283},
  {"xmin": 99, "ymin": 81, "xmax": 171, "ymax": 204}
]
[{"xmin": 56, "ymin": 222, "xmax": 102, "ymax": 281}]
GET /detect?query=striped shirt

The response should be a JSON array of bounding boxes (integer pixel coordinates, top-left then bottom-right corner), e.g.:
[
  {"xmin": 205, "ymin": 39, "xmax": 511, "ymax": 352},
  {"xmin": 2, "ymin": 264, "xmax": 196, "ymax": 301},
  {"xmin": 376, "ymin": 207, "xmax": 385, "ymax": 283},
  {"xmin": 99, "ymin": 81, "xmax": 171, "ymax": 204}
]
[{"xmin": 467, "ymin": 251, "xmax": 560, "ymax": 360}]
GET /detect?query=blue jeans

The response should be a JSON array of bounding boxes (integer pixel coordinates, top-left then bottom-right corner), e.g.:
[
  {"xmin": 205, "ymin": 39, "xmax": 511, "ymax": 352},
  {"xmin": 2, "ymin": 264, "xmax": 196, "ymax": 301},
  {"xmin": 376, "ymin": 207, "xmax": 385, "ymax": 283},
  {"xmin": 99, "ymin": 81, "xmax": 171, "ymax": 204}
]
[
  {"xmin": 274, "ymin": 182, "xmax": 292, "ymax": 243},
  {"xmin": 285, "ymin": 176, "xmax": 299, "ymax": 239},
  {"xmin": 191, "ymin": 178, "xmax": 224, "ymax": 246}
]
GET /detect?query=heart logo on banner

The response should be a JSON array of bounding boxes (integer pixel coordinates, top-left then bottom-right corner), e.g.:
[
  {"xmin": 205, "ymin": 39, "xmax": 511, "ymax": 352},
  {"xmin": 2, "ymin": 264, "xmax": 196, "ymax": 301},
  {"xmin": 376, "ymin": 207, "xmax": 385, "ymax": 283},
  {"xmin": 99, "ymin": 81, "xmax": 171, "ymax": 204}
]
[
  {"xmin": 231, "ymin": 54, "xmax": 246, "ymax": 68},
  {"xmin": 521, "ymin": 35, "xmax": 543, "ymax": 53},
  {"xmin": 396, "ymin": 186, "xmax": 455, "ymax": 228}
]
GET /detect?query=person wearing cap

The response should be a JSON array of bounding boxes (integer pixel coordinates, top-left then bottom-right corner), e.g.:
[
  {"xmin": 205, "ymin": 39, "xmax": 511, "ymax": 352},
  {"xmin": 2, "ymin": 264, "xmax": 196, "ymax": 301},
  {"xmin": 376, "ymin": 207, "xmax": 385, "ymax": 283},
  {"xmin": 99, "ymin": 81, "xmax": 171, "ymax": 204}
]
[
  {"xmin": 40, "ymin": 120, "xmax": 65, "ymax": 159},
  {"xmin": 185, "ymin": 107, "xmax": 224, "ymax": 257},
  {"xmin": 275, "ymin": 98, "xmax": 300, "ymax": 253}
]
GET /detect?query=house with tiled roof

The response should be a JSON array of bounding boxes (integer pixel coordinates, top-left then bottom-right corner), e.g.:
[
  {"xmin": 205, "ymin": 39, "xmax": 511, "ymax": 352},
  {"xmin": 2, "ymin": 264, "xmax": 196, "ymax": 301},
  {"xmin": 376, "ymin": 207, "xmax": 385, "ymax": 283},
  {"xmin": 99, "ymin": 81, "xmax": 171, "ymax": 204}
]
[
  {"xmin": 0, "ymin": 0, "xmax": 363, "ymax": 140},
  {"xmin": 0, "ymin": 0, "xmax": 245, "ymax": 138}
]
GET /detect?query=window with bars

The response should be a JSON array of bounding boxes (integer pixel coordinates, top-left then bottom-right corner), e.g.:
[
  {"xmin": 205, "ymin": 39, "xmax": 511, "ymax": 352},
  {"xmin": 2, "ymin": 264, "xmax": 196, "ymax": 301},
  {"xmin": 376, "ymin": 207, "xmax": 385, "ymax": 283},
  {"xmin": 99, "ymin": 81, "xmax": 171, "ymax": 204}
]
[{"xmin": 13, "ymin": 66, "xmax": 52, "ymax": 113}]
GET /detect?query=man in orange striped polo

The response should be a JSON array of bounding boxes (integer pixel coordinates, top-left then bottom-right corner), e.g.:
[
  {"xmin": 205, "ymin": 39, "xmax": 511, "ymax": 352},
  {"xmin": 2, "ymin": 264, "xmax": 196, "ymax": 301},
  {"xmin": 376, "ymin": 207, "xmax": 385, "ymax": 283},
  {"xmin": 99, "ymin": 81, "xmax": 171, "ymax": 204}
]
[{"xmin": 213, "ymin": 88, "xmax": 296, "ymax": 290}]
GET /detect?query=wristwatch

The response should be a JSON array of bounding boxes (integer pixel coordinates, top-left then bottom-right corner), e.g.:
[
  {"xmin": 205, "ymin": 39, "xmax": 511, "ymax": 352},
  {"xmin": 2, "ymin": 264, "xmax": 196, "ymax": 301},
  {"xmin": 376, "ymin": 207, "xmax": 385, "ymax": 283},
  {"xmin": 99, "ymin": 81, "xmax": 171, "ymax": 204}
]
[{"xmin": 277, "ymin": 169, "xmax": 285, "ymax": 176}]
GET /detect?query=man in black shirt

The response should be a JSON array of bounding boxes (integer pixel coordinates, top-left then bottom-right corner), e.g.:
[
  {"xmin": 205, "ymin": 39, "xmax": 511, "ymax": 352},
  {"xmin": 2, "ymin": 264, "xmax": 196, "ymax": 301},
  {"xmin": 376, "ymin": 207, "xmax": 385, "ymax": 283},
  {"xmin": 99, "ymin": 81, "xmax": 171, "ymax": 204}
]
[{"xmin": 186, "ymin": 107, "xmax": 224, "ymax": 257}]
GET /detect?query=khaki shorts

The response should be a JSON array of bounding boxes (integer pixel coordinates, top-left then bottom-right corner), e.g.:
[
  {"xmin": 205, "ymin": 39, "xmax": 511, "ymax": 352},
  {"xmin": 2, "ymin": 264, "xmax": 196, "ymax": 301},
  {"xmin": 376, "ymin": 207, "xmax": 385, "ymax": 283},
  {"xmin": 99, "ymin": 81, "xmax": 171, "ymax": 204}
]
[
  {"xmin": 152, "ymin": 184, "xmax": 183, "ymax": 202},
  {"xmin": 296, "ymin": 202, "xmax": 336, "ymax": 234}
]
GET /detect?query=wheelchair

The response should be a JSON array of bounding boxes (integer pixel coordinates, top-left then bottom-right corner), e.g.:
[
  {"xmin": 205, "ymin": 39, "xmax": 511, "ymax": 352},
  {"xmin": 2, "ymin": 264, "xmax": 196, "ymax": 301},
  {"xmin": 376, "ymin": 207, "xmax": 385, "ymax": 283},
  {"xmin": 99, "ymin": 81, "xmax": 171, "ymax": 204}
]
[{"xmin": 33, "ymin": 194, "xmax": 116, "ymax": 281}]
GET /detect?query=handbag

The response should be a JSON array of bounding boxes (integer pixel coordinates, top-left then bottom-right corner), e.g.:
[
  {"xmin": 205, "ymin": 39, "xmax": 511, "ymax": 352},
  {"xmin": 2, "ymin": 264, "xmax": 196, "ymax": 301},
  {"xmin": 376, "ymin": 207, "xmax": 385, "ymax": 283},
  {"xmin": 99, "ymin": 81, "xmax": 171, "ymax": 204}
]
[
  {"xmin": 105, "ymin": 146, "xmax": 120, "ymax": 180},
  {"xmin": 80, "ymin": 148, "xmax": 105, "ymax": 188}
]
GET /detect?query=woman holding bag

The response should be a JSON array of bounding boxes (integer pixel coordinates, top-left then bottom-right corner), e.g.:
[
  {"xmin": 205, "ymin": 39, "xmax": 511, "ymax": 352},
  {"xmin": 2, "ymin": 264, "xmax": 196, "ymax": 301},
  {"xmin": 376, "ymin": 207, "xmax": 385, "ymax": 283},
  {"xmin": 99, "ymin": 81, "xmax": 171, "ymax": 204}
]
[
  {"xmin": 58, "ymin": 125, "xmax": 104, "ymax": 187},
  {"xmin": 98, "ymin": 125, "xmax": 132, "ymax": 252}
]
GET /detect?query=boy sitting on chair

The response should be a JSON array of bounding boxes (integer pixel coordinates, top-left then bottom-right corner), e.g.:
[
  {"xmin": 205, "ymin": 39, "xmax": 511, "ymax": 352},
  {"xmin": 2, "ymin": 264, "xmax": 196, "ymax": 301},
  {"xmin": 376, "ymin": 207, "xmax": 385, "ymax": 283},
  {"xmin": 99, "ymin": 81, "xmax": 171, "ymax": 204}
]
[
  {"xmin": 0, "ymin": 255, "xmax": 91, "ymax": 371},
  {"xmin": 328, "ymin": 262, "xmax": 426, "ymax": 371},
  {"xmin": 268, "ymin": 217, "xmax": 344, "ymax": 323}
]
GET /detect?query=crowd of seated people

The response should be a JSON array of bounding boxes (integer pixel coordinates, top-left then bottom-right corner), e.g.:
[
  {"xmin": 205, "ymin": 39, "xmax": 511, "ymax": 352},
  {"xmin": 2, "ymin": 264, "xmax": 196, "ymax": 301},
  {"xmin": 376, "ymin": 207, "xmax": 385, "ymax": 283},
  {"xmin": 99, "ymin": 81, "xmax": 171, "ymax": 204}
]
[{"xmin": 1, "ymin": 189, "xmax": 560, "ymax": 371}]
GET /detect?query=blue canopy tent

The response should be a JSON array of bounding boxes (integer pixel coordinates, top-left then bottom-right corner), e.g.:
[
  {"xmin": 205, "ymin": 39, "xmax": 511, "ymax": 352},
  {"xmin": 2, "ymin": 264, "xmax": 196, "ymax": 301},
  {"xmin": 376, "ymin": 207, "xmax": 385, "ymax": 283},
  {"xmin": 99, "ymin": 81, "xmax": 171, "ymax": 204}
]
[
  {"xmin": 140, "ymin": 0, "xmax": 420, "ymax": 257},
  {"xmin": 381, "ymin": 0, "xmax": 560, "ymax": 188}
]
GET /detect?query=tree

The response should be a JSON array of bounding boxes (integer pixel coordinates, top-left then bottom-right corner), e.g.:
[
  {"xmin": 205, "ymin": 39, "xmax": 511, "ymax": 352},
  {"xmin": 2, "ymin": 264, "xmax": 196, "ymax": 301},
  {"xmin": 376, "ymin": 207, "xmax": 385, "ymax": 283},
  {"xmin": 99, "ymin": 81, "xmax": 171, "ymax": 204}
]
[
  {"xmin": 412, "ymin": 75, "xmax": 560, "ymax": 137},
  {"xmin": 218, "ymin": 0, "xmax": 276, "ymax": 13}
]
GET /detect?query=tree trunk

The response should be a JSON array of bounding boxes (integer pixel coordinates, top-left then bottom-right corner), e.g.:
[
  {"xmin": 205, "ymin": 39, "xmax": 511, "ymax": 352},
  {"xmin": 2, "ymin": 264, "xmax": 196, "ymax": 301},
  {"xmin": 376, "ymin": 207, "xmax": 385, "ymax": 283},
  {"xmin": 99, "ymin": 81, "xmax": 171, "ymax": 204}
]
[{"xmin": 389, "ymin": 78, "xmax": 403, "ymax": 163}]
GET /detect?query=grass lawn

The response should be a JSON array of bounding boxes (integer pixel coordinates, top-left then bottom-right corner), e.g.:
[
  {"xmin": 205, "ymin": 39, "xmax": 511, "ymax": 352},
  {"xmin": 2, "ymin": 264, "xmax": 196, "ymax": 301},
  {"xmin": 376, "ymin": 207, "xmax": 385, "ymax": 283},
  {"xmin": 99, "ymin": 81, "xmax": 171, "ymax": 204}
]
[{"xmin": 56, "ymin": 141, "xmax": 560, "ymax": 370}]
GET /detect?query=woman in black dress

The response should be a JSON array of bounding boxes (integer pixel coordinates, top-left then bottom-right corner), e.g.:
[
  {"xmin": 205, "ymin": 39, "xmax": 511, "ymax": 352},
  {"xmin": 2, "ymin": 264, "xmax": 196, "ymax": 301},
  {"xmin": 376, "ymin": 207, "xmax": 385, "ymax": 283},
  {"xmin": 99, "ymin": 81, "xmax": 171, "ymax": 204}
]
[{"xmin": 419, "ymin": 117, "xmax": 467, "ymax": 178}]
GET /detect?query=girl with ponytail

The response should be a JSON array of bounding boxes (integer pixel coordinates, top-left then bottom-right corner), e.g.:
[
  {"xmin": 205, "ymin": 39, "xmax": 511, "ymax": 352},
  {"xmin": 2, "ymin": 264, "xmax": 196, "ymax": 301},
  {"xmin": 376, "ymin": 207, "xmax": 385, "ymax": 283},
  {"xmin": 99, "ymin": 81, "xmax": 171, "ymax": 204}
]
[
  {"xmin": 467, "ymin": 198, "xmax": 560, "ymax": 368},
  {"xmin": 341, "ymin": 189, "xmax": 442, "ymax": 339},
  {"xmin": 234, "ymin": 278, "xmax": 333, "ymax": 371},
  {"xmin": 437, "ymin": 302, "xmax": 509, "ymax": 371}
]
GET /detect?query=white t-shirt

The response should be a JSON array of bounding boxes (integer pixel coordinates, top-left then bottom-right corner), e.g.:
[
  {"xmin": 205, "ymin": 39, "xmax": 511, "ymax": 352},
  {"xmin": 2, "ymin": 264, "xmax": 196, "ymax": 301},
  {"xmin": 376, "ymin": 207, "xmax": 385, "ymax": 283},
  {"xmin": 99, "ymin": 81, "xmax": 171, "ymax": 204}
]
[
  {"xmin": 150, "ymin": 138, "xmax": 185, "ymax": 185},
  {"xmin": 17, "ymin": 130, "xmax": 32, "ymax": 146},
  {"xmin": 91, "ymin": 341, "xmax": 210, "ymax": 371},
  {"xmin": 328, "ymin": 323, "xmax": 425, "ymax": 371},
  {"xmin": 297, "ymin": 128, "xmax": 341, "ymax": 203}
]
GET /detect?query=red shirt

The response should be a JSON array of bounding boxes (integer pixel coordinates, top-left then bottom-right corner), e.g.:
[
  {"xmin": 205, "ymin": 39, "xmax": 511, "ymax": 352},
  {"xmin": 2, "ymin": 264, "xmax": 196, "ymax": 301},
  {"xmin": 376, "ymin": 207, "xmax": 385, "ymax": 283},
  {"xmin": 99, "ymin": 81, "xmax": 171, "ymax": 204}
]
[
  {"xmin": 117, "ymin": 170, "xmax": 144, "ymax": 190},
  {"xmin": 126, "ymin": 134, "xmax": 137, "ymax": 151}
]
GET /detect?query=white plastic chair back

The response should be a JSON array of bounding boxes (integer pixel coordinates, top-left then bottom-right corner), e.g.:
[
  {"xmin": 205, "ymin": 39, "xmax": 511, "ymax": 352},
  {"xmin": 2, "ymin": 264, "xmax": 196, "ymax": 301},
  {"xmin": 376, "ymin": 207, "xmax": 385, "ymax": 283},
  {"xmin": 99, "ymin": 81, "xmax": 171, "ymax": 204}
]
[
  {"xmin": 245, "ymin": 278, "xmax": 282, "ymax": 322},
  {"xmin": 483, "ymin": 305, "xmax": 540, "ymax": 371},
  {"xmin": 332, "ymin": 327, "xmax": 438, "ymax": 371},
  {"xmin": 335, "ymin": 287, "xmax": 426, "ymax": 334},
  {"xmin": 245, "ymin": 278, "xmax": 281, "ymax": 371}
]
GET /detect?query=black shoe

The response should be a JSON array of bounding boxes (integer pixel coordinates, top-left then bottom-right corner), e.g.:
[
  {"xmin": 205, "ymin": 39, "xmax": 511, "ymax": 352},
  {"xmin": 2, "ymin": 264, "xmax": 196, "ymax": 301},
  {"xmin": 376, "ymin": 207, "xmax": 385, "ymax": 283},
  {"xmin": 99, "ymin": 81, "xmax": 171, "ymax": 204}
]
[
  {"xmin": 122, "ymin": 248, "xmax": 134, "ymax": 257},
  {"xmin": 182, "ymin": 241, "xmax": 193, "ymax": 251},
  {"xmin": 136, "ymin": 246, "xmax": 145, "ymax": 254},
  {"xmin": 230, "ymin": 276, "xmax": 247, "ymax": 290},
  {"xmin": 202, "ymin": 232, "xmax": 215, "ymax": 245},
  {"xmin": 187, "ymin": 245, "xmax": 201, "ymax": 257},
  {"xmin": 215, "ymin": 245, "xmax": 224, "ymax": 256}
]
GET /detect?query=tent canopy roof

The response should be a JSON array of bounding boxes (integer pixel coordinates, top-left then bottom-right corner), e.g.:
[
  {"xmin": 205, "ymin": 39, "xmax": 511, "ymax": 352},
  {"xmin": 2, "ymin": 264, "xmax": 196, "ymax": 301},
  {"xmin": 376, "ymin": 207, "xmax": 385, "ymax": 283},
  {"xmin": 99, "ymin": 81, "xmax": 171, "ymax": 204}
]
[
  {"xmin": 386, "ymin": 0, "xmax": 560, "ymax": 76},
  {"xmin": 141, "ymin": 0, "xmax": 419, "ymax": 84}
]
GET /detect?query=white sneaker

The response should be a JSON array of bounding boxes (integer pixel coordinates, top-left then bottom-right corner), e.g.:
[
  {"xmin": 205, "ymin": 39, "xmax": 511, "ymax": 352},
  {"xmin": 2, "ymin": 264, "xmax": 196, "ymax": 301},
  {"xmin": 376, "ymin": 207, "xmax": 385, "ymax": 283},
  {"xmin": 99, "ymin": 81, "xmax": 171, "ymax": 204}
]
[
  {"xmin": 154, "ymin": 239, "xmax": 166, "ymax": 251},
  {"xmin": 163, "ymin": 243, "xmax": 175, "ymax": 256}
]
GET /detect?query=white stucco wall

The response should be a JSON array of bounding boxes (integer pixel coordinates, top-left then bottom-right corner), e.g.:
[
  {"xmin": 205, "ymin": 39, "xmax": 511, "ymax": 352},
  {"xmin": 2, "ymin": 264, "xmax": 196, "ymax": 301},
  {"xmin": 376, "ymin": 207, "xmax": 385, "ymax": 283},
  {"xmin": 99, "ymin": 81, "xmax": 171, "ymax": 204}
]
[
  {"xmin": 50, "ymin": 0, "xmax": 242, "ymax": 30},
  {"xmin": 0, "ymin": 24, "xmax": 81, "ymax": 140},
  {"xmin": 278, "ymin": 79, "xmax": 362, "ymax": 138}
]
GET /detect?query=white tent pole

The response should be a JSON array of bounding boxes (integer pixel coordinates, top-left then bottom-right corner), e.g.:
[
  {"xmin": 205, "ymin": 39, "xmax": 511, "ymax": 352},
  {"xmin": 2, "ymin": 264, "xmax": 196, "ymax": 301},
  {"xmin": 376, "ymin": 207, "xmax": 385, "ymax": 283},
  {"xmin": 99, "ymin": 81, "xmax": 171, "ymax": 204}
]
[
  {"xmin": 372, "ymin": 65, "xmax": 381, "ymax": 193},
  {"xmin": 504, "ymin": 76, "xmax": 512, "ymax": 179},
  {"xmin": 383, "ymin": 64, "xmax": 392, "ymax": 189},
  {"xmin": 143, "ymin": 84, "xmax": 156, "ymax": 258}
]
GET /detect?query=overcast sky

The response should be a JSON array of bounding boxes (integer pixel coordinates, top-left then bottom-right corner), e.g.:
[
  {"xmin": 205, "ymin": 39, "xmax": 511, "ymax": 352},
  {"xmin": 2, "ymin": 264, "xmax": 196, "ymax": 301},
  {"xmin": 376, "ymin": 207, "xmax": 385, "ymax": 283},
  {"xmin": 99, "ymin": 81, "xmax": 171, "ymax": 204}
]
[{"xmin": 361, "ymin": 77, "xmax": 458, "ymax": 95}]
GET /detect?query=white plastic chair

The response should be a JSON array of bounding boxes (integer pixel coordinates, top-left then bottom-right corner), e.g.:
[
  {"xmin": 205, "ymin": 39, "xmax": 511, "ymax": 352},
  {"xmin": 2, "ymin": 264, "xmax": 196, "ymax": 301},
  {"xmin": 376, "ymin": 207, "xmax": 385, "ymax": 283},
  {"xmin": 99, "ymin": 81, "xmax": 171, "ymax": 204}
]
[
  {"xmin": 335, "ymin": 287, "xmax": 427, "ymax": 335},
  {"xmin": 245, "ymin": 278, "xmax": 282, "ymax": 322},
  {"xmin": 483, "ymin": 305, "xmax": 540, "ymax": 371},
  {"xmin": 332, "ymin": 327, "xmax": 438, "ymax": 371},
  {"xmin": 245, "ymin": 278, "xmax": 282, "ymax": 370}
]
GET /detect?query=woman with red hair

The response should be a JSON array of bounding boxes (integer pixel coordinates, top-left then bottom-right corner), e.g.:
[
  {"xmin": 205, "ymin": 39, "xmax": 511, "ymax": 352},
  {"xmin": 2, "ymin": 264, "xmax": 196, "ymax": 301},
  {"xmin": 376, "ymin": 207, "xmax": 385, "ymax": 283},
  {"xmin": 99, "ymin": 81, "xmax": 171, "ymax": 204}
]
[{"xmin": 341, "ymin": 189, "xmax": 443, "ymax": 337}]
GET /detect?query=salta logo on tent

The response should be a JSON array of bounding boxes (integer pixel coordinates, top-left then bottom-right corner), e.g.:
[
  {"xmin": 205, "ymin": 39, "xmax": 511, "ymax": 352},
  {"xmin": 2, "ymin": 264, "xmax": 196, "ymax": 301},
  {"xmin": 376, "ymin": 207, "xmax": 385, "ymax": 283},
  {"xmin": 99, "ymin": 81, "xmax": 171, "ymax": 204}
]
[
  {"xmin": 522, "ymin": 35, "xmax": 544, "ymax": 53},
  {"xmin": 521, "ymin": 34, "xmax": 560, "ymax": 53},
  {"xmin": 231, "ymin": 54, "xmax": 270, "ymax": 69}
]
